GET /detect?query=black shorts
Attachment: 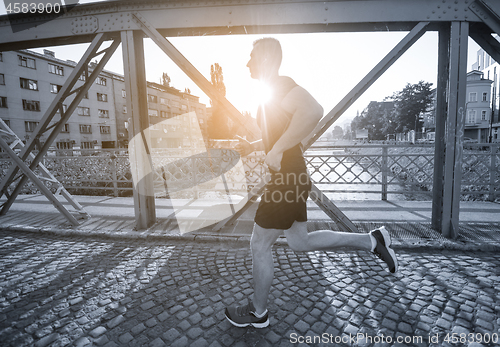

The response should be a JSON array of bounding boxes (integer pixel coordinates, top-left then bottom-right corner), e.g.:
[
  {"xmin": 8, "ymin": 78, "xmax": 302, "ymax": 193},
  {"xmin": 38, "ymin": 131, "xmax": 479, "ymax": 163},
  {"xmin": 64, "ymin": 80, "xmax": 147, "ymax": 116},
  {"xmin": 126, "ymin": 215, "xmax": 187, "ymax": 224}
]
[{"xmin": 254, "ymin": 146, "xmax": 311, "ymax": 230}]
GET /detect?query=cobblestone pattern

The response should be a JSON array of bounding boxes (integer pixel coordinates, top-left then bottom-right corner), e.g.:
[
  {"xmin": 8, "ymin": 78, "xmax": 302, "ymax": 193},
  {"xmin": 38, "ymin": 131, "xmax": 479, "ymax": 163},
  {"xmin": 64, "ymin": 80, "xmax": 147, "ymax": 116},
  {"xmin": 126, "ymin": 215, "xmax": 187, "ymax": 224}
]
[{"xmin": 0, "ymin": 230, "xmax": 499, "ymax": 347}]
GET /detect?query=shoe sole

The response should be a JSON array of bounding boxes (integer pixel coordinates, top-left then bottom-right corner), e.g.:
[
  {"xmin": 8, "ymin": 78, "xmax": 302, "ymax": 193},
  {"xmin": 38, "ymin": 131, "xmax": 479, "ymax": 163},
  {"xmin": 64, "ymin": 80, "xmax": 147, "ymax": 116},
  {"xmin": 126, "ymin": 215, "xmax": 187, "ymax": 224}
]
[
  {"xmin": 225, "ymin": 314, "xmax": 269, "ymax": 328},
  {"xmin": 378, "ymin": 226, "xmax": 398, "ymax": 273}
]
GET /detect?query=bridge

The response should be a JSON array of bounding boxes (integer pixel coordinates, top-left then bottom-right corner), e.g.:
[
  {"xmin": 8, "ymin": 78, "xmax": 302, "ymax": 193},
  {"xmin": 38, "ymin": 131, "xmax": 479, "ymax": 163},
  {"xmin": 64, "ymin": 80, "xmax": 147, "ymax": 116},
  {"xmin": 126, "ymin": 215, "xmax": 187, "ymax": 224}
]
[{"xmin": 1, "ymin": 0, "xmax": 500, "ymax": 239}]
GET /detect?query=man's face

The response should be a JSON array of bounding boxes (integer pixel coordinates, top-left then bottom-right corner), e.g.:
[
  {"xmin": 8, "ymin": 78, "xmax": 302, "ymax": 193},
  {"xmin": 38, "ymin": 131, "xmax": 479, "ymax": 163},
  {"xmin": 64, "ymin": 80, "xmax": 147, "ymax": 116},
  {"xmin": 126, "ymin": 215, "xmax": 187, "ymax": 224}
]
[{"xmin": 246, "ymin": 45, "xmax": 266, "ymax": 80}]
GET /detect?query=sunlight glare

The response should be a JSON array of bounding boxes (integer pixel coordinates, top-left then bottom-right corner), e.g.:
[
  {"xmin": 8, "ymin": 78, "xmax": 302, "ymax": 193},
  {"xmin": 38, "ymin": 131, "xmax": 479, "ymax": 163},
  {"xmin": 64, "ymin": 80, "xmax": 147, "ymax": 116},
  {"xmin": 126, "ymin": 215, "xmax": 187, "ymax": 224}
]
[{"xmin": 256, "ymin": 81, "xmax": 273, "ymax": 105}]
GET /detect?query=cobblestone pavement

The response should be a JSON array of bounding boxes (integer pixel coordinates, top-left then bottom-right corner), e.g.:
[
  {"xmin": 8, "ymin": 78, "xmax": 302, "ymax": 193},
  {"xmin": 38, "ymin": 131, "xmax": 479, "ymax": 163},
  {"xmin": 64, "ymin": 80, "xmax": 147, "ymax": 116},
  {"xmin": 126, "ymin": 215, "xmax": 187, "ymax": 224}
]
[{"xmin": 0, "ymin": 230, "xmax": 499, "ymax": 347}]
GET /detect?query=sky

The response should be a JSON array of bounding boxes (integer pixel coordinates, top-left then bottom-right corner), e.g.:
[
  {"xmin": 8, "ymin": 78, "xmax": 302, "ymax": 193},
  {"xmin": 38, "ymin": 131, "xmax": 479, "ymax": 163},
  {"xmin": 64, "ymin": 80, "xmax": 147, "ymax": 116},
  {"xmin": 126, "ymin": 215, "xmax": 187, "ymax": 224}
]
[{"xmin": 1, "ymin": 0, "xmax": 482, "ymax": 128}]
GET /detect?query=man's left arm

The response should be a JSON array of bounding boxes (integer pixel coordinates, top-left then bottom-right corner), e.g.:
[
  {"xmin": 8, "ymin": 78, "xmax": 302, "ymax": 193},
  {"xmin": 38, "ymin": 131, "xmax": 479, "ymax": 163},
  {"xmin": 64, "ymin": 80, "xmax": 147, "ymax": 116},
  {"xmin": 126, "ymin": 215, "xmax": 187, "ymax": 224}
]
[{"xmin": 265, "ymin": 86, "xmax": 323, "ymax": 171}]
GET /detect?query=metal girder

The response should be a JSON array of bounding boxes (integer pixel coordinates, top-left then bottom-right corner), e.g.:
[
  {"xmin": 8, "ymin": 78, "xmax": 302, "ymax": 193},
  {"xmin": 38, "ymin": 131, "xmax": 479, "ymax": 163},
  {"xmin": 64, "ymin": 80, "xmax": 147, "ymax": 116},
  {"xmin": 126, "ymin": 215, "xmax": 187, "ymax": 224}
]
[
  {"xmin": 303, "ymin": 21, "xmax": 430, "ymax": 149},
  {"xmin": 432, "ymin": 24, "xmax": 451, "ymax": 231},
  {"xmin": 441, "ymin": 21, "xmax": 468, "ymax": 239},
  {"xmin": 0, "ymin": 119, "xmax": 88, "ymax": 218},
  {"xmin": 0, "ymin": 0, "xmax": 483, "ymax": 51},
  {"xmin": 131, "ymin": 12, "xmax": 260, "ymax": 141},
  {"xmin": 0, "ymin": 136, "xmax": 79, "ymax": 226},
  {"xmin": 121, "ymin": 30, "xmax": 156, "ymax": 229},
  {"xmin": 469, "ymin": 0, "xmax": 500, "ymax": 37},
  {"xmin": 469, "ymin": 23, "xmax": 500, "ymax": 65},
  {"xmin": 0, "ymin": 33, "xmax": 120, "ymax": 216}
]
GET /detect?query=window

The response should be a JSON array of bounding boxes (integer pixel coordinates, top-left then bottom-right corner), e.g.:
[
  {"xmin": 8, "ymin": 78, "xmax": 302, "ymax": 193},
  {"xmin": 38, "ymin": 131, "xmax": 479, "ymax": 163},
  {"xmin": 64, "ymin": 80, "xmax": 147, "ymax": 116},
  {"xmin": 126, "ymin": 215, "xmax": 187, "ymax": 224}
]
[
  {"xmin": 160, "ymin": 97, "xmax": 169, "ymax": 105},
  {"xmin": 61, "ymin": 124, "xmax": 70, "ymax": 133},
  {"xmin": 0, "ymin": 53, "xmax": 2, "ymax": 62},
  {"xmin": 97, "ymin": 93, "xmax": 108, "ymax": 102},
  {"xmin": 2, "ymin": 119, "xmax": 10, "ymax": 127},
  {"xmin": 482, "ymin": 92, "xmax": 488, "ymax": 102},
  {"xmin": 22, "ymin": 99, "xmax": 40, "ymax": 111},
  {"xmin": 98, "ymin": 109, "xmax": 109, "ymax": 118},
  {"xmin": 25, "ymin": 121, "xmax": 39, "ymax": 132},
  {"xmin": 56, "ymin": 104, "xmax": 68, "ymax": 114},
  {"xmin": 100, "ymin": 125, "xmax": 110, "ymax": 134},
  {"xmin": 57, "ymin": 141, "xmax": 72, "ymax": 150},
  {"xmin": 123, "ymin": 105, "xmax": 127, "ymax": 113},
  {"xmin": 79, "ymin": 73, "xmax": 86, "ymax": 81},
  {"xmin": 160, "ymin": 111, "xmax": 169, "ymax": 118},
  {"xmin": 148, "ymin": 109, "xmax": 158, "ymax": 117},
  {"xmin": 467, "ymin": 110, "xmax": 476, "ymax": 124},
  {"xmin": 148, "ymin": 94, "xmax": 157, "ymax": 103},
  {"xmin": 122, "ymin": 90, "xmax": 126, "ymax": 98},
  {"xmin": 79, "ymin": 124, "xmax": 92, "ymax": 133},
  {"xmin": 48, "ymin": 63, "xmax": 64, "ymax": 76},
  {"xmin": 469, "ymin": 92, "xmax": 477, "ymax": 102},
  {"xmin": 96, "ymin": 77, "xmax": 107, "ymax": 86},
  {"xmin": 81, "ymin": 141, "xmax": 93, "ymax": 149},
  {"xmin": 18, "ymin": 55, "xmax": 36, "ymax": 69},
  {"xmin": 482, "ymin": 110, "xmax": 487, "ymax": 121},
  {"xmin": 0, "ymin": 97, "xmax": 6, "ymax": 108},
  {"xmin": 20, "ymin": 78, "xmax": 38, "ymax": 91},
  {"xmin": 0, "ymin": 73, "xmax": 4, "ymax": 85},
  {"xmin": 77, "ymin": 106, "xmax": 90, "ymax": 116},
  {"xmin": 199, "ymin": 119, "xmax": 204, "ymax": 124},
  {"xmin": 83, "ymin": 92, "xmax": 88, "ymax": 99},
  {"xmin": 50, "ymin": 84, "xmax": 62, "ymax": 94}
]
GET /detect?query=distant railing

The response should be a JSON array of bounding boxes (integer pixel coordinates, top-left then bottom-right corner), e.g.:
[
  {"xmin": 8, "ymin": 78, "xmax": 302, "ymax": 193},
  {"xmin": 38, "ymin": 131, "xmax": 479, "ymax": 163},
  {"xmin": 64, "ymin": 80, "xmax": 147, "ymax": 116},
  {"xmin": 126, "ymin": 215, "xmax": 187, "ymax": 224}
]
[{"xmin": 0, "ymin": 144, "xmax": 498, "ymax": 201}]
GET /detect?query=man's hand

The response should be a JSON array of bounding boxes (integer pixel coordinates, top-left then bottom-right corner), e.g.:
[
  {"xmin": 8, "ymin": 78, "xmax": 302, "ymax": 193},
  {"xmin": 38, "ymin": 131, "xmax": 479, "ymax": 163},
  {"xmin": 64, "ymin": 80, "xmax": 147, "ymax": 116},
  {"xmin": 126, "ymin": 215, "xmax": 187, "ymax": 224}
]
[
  {"xmin": 265, "ymin": 149, "xmax": 283, "ymax": 172},
  {"xmin": 235, "ymin": 136, "xmax": 253, "ymax": 156}
]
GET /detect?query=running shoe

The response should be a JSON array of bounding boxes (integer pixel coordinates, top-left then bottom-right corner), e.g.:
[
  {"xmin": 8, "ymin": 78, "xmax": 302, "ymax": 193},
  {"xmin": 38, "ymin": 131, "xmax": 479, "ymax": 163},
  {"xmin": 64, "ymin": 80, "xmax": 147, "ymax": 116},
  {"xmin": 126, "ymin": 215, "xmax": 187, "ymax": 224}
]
[
  {"xmin": 371, "ymin": 226, "xmax": 398, "ymax": 273},
  {"xmin": 225, "ymin": 299, "xmax": 269, "ymax": 328}
]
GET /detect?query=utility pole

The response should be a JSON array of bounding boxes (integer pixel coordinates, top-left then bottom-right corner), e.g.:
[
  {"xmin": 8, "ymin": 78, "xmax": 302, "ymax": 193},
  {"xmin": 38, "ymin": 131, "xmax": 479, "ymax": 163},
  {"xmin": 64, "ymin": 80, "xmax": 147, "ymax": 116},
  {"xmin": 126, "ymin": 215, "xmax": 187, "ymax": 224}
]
[{"xmin": 489, "ymin": 85, "xmax": 496, "ymax": 143}]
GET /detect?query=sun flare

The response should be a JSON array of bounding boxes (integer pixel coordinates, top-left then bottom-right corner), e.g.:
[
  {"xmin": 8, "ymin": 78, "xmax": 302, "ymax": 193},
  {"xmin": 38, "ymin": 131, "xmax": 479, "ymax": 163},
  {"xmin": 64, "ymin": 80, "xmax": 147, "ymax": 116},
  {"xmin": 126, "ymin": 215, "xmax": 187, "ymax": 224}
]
[{"xmin": 256, "ymin": 81, "xmax": 273, "ymax": 105}]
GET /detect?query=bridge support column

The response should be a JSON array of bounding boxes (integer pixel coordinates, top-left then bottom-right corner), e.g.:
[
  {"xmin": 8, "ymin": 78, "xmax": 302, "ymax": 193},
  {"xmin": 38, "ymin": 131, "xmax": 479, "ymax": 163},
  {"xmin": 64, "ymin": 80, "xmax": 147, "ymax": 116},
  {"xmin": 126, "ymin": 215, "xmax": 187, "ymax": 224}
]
[
  {"xmin": 438, "ymin": 22, "xmax": 468, "ymax": 239},
  {"xmin": 121, "ymin": 30, "xmax": 156, "ymax": 229}
]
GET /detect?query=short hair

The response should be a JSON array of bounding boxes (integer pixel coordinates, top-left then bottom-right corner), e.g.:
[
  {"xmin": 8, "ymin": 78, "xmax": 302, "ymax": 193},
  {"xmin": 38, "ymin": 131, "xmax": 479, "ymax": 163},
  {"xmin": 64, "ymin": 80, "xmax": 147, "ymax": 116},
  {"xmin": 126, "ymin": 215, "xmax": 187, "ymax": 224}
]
[{"xmin": 253, "ymin": 37, "xmax": 282, "ymax": 69}]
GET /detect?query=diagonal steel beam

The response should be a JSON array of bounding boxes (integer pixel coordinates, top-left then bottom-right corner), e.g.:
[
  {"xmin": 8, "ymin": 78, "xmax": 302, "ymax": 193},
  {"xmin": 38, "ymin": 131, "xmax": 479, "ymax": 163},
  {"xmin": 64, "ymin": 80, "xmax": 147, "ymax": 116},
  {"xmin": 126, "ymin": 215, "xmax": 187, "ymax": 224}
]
[
  {"xmin": 131, "ymin": 12, "xmax": 260, "ymax": 141},
  {"xmin": 214, "ymin": 22, "xmax": 429, "ymax": 232},
  {"xmin": 0, "ymin": 34, "xmax": 120, "ymax": 216},
  {"xmin": 0, "ymin": 136, "xmax": 79, "ymax": 226},
  {"xmin": 469, "ymin": 23, "xmax": 500, "ymax": 65},
  {"xmin": 470, "ymin": 0, "xmax": 500, "ymax": 38},
  {"xmin": 302, "ymin": 21, "xmax": 430, "ymax": 149}
]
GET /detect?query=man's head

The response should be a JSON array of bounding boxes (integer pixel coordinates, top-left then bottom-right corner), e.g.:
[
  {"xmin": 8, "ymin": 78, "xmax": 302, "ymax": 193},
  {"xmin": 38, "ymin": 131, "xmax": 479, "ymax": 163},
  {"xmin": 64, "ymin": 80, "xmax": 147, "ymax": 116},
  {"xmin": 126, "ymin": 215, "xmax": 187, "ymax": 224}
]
[{"xmin": 247, "ymin": 38, "xmax": 282, "ymax": 80}]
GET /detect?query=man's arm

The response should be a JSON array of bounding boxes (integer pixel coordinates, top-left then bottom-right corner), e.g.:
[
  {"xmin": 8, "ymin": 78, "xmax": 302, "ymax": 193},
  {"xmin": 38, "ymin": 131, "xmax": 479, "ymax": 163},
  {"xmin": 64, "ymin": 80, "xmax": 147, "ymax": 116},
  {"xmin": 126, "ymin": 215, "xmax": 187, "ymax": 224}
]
[
  {"xmin": 265, "ymin": 86, "xmax": 323, "ymax": 171},
  {"xmin": 235, "ymin": 136, "xmax": 264, "ymax": 156}
]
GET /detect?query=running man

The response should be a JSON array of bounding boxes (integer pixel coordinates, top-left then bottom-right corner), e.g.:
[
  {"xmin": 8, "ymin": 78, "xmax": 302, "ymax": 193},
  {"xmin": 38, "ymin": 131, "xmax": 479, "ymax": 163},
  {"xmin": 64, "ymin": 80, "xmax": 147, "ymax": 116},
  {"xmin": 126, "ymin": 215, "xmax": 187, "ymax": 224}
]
[{"xmin": 225, "ymin": 38, "xmax": 398, "ymax": 328}]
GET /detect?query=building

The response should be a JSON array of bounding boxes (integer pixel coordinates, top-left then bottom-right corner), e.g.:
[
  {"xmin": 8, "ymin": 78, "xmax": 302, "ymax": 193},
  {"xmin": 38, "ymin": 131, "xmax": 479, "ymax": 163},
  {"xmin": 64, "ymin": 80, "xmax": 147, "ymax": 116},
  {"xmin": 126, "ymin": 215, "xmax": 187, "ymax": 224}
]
[
  {"xmin": 0, "ymin": 49, "xmax": 208, "ymax": 151},
  {"xmin": 471, "ymin": 47, "xmax": 500, "ymax": 142},
  {"xmin": 423, "ymin": 71, "xmax": 497, "ymax": 143},
  {"xmin": 465, "ymin": 70, "xmax": 493, "ymax": 142}
]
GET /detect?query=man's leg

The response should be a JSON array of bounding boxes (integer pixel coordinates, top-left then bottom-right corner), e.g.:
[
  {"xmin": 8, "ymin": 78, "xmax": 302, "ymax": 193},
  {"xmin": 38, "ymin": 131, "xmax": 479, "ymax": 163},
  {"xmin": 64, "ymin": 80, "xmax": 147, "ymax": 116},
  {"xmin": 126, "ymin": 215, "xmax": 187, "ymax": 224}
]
[
  {"xmin": 285, "ymin": 221, "xmax": 398, "ymax": 273},
  {"xmin": 284, "ymin": 221, "xmax": 372, "ymax": 252},
  {"xmin": 225, "ymin": 223, "xmax": 282, "ymax": 328},
  {"xmin": 250, "ymin": 223, "xmax": 283, "ymax": 315}
]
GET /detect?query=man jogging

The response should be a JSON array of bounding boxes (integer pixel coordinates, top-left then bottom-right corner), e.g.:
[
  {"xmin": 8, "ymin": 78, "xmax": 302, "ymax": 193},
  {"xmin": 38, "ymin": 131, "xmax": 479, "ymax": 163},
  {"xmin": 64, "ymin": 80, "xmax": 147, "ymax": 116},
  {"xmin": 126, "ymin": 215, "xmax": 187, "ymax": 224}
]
[{"xmin": 225, "ymin": 38, "xmax": 398, "ymax": 328}]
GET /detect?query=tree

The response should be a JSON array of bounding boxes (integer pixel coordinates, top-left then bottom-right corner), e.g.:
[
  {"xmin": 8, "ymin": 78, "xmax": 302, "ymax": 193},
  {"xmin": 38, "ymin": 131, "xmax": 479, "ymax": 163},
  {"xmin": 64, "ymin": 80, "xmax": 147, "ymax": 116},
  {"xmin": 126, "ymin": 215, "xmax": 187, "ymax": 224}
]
[
  {"xmin": 385, "ymin": 81, "xmax": 433, "ymax": 133},
  {"xmin": 208, "ymin": 63, "xmax": 232, "ymax": 139},
  {"xmin": 332, "ymin": 125, "xmax": 343, "ymax": 139},
  {"xmin": 351, "ymin": 101, "xmax": 394, "ymax": 140},
  {"xmin": 161, "ymin": 72, "xmax": 171, "ymax": 87}
]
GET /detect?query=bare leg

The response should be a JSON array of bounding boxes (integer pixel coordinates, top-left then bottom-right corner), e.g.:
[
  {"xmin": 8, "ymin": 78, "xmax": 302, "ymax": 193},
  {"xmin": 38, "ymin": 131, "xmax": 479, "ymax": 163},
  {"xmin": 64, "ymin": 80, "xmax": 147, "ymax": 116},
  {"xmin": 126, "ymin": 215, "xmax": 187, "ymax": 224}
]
[
  {"xmin": 284, "ymin": 221, "xmax": 372, "ymax": 252},
  {"xmin": 250, "ymin": 223, "xmax": 282, "ymax": 315}
]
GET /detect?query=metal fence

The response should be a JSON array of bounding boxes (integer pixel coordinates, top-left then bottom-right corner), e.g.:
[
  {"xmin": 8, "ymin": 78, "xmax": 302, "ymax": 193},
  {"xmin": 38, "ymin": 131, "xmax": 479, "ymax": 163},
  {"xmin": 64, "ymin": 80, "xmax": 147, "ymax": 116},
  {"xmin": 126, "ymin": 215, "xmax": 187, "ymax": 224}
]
[{"xmin": 1, "ymin": 144, "xmax": 498, "ymax": 201}]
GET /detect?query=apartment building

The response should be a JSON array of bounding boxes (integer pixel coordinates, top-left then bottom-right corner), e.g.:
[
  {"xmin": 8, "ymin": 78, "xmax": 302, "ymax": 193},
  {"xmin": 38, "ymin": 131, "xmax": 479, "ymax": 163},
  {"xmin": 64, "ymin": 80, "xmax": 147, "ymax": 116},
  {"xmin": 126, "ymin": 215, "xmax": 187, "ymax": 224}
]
[{"xmin": 0, "ymin": 49, "xmax": 208, "ymax": 151}]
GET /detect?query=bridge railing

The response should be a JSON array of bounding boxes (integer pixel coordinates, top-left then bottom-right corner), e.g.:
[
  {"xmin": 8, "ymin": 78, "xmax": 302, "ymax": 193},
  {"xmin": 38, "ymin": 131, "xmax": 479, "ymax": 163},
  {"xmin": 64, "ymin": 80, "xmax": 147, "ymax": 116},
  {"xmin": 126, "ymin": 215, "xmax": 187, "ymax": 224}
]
[{"xmin": 0, "ymin": 144, "xmax": 498, "ymax": 201}]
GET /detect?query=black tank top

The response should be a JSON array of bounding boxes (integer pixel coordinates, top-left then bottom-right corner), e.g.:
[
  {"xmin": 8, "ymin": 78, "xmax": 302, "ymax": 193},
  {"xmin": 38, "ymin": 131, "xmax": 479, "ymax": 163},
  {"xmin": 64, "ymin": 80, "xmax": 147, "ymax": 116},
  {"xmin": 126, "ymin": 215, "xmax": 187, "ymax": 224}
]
[{"xmin": 256, "ymin": 76, "xmax": 298, "ymax": 154}]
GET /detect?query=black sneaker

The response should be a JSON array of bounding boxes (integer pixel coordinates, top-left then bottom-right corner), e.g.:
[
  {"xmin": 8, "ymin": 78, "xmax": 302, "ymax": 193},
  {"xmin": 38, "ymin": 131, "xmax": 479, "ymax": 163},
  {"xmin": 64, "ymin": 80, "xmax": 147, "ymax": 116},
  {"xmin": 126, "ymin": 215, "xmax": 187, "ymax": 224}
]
[
  {"xmin": 371, "ymin": 226, "xmax": 398, "ymax": 273},
  {"xmin": 225, "ymin": 300, "xmax": 269, "ymax": 328}
]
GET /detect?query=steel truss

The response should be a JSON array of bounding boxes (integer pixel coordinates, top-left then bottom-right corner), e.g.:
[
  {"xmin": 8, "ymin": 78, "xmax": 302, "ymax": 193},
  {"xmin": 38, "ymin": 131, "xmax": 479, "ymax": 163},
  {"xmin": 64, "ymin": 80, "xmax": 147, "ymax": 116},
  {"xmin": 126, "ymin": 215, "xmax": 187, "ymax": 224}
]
[{"xmin": 0, "ymin": 0, "xmax": 499, "ymax": 237}]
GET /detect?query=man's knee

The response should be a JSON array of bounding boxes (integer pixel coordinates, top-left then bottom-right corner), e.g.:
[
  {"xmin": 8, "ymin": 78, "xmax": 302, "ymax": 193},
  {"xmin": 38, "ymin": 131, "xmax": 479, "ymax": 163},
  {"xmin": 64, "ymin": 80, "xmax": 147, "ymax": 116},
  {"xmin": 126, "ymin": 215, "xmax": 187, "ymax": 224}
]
[
  {"xmin": 284, "ymin": 222, "xmax": 309, "ymax": 252},
  {"xmin": 250, "ymin": 224, "xmax": 281, "ymax": 255}
]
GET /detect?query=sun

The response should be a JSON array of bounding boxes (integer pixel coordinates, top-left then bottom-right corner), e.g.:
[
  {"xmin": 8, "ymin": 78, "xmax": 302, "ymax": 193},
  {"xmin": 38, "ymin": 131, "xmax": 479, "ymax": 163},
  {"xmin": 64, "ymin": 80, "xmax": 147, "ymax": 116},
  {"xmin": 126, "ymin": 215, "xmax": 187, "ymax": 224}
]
[{"xmin": 256, "ymin": 81, "xmax": 273, "ymax": 105}]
